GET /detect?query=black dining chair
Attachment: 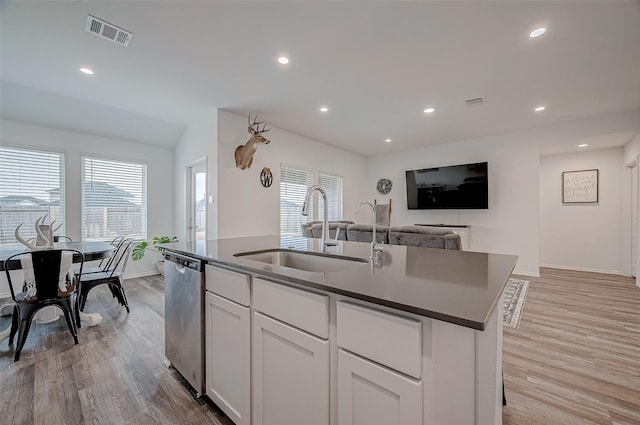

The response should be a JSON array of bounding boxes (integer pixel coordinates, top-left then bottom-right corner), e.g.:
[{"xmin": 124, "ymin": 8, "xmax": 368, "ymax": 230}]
[
  {"xmin": 74, "ymin": 235, "xmax": 123, "ymax": 277},
  {"xmin": 4, "ymin": 249, "xmax": 84, "ymax": 361},
  {"xmin": 75, "ymin": 238, "xmax": 133, "ymax": 327},
  {"xmin": 53, "ymin": 235, "xmax": 73, "ymax": 242}
]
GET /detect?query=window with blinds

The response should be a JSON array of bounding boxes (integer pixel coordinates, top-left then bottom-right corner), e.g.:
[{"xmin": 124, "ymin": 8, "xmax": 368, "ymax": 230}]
[
  {"xmin": 318, "ymin": 173, "xmax": 343, "ymax": 222},
  {"xmin": 0, "ymin": 146, "xmax": 65, "ymax": 244},
  {"xmin": 280, "ymin": 166, "xmax": 313, "ymax": 239},
  {"xmin": 279, "ymin": 166, "xmax": 344, "ymax": 247},
  {"xmin": 82, "ymin": 157, "xmax": 147, "ymax": 241}
]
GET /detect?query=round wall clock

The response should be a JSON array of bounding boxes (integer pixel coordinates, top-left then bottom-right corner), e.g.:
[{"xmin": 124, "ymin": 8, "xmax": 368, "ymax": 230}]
[{"xmin": 376, "ymin": 178, "xmax": 392, "ymax": 195}]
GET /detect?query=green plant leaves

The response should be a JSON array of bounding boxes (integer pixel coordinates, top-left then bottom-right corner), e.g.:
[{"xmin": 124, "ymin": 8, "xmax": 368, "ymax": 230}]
[
  {"xmin": 131, "ymin": 241, "xmax": 148, "ymax": 261},
  {"xmin": 132, "ymin": 236, "xmax": 178, "ymax": 260}
]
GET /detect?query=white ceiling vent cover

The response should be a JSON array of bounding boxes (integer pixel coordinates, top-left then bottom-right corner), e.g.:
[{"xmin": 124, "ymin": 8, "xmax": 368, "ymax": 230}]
[
  {"xmin": 465, "ymin": 97, "xmax": 487, "ymax": 106},
  {"xmin": 85, "ymin": 15, "xmax": 133, "ymax": 47}
]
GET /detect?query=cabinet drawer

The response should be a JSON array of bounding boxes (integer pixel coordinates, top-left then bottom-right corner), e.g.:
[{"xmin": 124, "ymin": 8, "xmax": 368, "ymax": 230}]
[
  {"xmin": 253, "ymin": 278, "xmax": 329, "ymax": 339},
  {"xmin": 205, "ymin": 264, "xmax": 251, "ymax": 306},
  {"xmin": 337, "ymin": 301, "xmax": 422, "ymax": 379}
]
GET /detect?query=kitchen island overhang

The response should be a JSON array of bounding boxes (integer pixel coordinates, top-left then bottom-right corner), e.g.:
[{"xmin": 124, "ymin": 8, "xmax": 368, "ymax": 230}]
[{"xmin": 160, "ymin": 235, "xmax": 518, "ymax": 331}]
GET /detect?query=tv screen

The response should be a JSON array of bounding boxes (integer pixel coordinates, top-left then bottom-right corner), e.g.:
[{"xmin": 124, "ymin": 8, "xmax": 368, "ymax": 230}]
[{"xmin": 406, "ymin": 162, "xmax": 488, "ymax": 209}]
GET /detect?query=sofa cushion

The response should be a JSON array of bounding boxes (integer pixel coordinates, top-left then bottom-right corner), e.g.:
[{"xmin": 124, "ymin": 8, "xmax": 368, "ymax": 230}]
[
  {"xmin": 389, "ymin": 226, "xmax": 461, "ymax": 250},
  {"xmin": 346, "ymin": 224, "xmax": 389, "ymax": 244},
  {"xmin": 310, "ymin": 222, "xmax": 350, "ymax": 240}
]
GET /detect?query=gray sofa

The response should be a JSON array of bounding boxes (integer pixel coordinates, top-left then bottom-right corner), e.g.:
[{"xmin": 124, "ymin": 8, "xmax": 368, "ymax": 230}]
[
  {"xmin": 302, "ymin": 221, "xmax": 353, "ymax": 239},
  {"xmin": 346, "ymin": 224, "xmax": 389, "ymax": 244},
  {"xmin": 303, "ymin": 222, "xmax": 462, "ymax": 250},
  {"xmin": 310, "ymin": 222, "xmax": 350, "ymax": 240},
  {"xmin": 388, "ymin": 225, "xmax": 462, "ymax": 250}
]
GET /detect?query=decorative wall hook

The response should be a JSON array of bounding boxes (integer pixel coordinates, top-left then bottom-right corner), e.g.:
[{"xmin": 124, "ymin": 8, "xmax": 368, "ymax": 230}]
[{"xmin": 260, "ymin": 167, "xmax": 273, "ymax": 188}]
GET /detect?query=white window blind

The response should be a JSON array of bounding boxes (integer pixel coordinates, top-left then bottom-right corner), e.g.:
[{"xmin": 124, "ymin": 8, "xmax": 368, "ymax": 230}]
[
  {"xmin": 280, "ymin": 166, "xmax": 313, "ymax": 238},
  {"xmin": 318, "ymin": 173, "xmax": 343, "ymax": 221},
  {"xmin": 82, "ymin": 157, "xmax": 147, "ymax": 241},
  {"xmin": 0, "ymin": 146, "xmax": 65, "ymax": 244}
]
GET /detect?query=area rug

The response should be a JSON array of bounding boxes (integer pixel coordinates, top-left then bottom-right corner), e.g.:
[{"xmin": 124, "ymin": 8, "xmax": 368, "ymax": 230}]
[{"xmin": 503, "ymin": 278, "xmax": 529, "ymax": 328}]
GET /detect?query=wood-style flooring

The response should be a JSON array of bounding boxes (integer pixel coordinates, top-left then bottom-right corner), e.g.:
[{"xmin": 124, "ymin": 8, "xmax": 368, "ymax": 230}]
[
  {"xmin": 503, "ymin": 268, "xmax": 640, "ymax": 425},
  {"xmin": 1, "ymin": 268, "xmax": 639, "ymax": 424},
  {"xmin": 0, "ymin": 276, "xmax": 233, "ymax": 425}
]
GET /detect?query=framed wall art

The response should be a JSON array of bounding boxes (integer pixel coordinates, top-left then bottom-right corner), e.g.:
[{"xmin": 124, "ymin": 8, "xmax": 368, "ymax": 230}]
[{"xmin": 562, "ymin": 169, "xmax": 598, "ymax": 203}]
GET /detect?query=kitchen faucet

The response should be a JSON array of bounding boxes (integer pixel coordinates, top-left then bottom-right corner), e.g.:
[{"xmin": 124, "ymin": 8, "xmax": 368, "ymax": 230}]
[
  {"xmin": 355, "ymin": 201, "xmax": 384, "ymax": 260},
  {"xmin": 302, "ymin": 185, "xmax": 337, "ymax": 248}
]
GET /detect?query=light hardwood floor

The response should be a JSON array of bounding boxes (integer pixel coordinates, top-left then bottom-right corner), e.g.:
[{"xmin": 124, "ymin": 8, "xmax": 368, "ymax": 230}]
[
  {"xmin": 0, "ymin": 276, "xmax": 234, "ymax": 425},
  {"xmin": 1, "ymin": 269, "xmax": 639, "ymax": 424},
  {"xmin": 503, "ymin": 268, "xmax": 640, "ymax": 425}
]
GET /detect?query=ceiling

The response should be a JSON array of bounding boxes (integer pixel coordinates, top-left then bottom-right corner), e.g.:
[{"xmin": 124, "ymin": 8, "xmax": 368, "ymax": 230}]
[{"xmin": 1, "ymin": 1, "xmax": 639, "ymax": 156}]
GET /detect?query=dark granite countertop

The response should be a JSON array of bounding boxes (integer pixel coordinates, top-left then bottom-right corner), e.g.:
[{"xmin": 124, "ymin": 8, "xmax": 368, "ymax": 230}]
[{"xmin": 160, "ymin": 236, "xmax": 518, "ymax": 331}]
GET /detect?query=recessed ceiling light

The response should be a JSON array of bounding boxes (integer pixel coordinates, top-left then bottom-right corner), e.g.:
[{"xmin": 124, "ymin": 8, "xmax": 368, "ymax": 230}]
[
  {"xmin": 385, "ymin": 139, "xmax": 392, "ymax": 143},
  {"xmin": 423, "ymin": 107, "xmax": 435, "ymax": 114},
  {"xmin": 534, "ymin": 106, "xmax": 546, "ymax": 112},
  {"xmin": 319, "ymin": 106, "xmax": 329, "ymax": 113},
  {"xmin": 578, "ymin": 144, "xmax": 588, "ymax": 148},
  {"xmin": 79, "ymin": 67, "xmax": 94, "ymax": 75},
  {"xmin": 529, "ymin": 27, "xmax": 546, "ymax": 38},
  {"xmin": 277, "ymin": 56, "xmax": 289, "ymax": 65}
]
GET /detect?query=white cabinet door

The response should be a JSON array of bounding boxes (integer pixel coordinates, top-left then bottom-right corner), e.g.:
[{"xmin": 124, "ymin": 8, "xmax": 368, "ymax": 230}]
[
  {"xmin": 252, "ymin": 312, "xmax": 329, "ymax": 425},
  {"xmin": 338, "ymin": 349, "xmax": 422, "ymax": 425},
  {"xmin": 205, "ymin": 292, "xmax": 250, "ymax": 425}
]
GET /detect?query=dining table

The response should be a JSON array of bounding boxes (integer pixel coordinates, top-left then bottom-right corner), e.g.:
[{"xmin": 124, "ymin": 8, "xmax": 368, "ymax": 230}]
[{"xmin": 0, "ymin": 241, "xmax": 115, "ymax": 343}]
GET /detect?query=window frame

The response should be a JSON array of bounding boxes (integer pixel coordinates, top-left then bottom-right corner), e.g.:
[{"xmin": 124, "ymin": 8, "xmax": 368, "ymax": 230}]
[
  {"xmin": 81, "ymin": 155, "xmax": 148, "ymax": 242},
  {"xmin": 0, "ymin": 145, "xmax": 66, "ymax": 245},
  {"xmin": 279, "ymin": 164, "xmax": 344, "ymax": 239},
  {"xmin": 317, "ymin": 170, "xmax": 344, "ymax": 222}
]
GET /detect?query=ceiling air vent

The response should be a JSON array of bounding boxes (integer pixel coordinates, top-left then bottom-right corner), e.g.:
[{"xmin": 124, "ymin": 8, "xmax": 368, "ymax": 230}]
[
  {"xmin": 465, "ymin": 97, "xmax": 487, "ymax": 106},
  {"xmin": 85, "ymin": 15, "xmax": 133, "ymax": 47}
]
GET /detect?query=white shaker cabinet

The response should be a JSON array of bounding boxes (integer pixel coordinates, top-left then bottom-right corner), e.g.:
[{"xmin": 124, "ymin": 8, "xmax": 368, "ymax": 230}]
[
  {"xmin": 205, "ymin": 279, "xmax": 251, "ymax": 425},
  {"xmin": 336, "ymin": 301, "xmax": 423, "ymax": 425},
  {"xmin": 338, "ymin": 349, "xmax": 422, "ymax": 425},
  {"xmin": 252, "ymin": 312, "xmax": 329, "ymax": 425}
]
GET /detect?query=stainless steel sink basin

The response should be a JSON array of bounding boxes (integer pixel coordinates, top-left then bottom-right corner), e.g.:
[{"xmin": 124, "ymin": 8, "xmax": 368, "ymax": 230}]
[{"xmin": 234, "ymin": 249, "xmax": 368, "ymax": 273}]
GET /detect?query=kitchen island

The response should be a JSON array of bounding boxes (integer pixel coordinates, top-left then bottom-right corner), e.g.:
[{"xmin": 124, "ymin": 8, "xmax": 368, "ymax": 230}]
[{"xmin": 161, "ymin": 236, "xmax": 518, "ymax": 425}]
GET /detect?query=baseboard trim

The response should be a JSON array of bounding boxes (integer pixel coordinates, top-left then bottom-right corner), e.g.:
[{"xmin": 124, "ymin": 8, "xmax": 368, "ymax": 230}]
[
  {"xmin": 540, "ymin": 263, "xmax": 624, "ymax": 276},
  {"xmin": 124, "ymin": 271, "xmax": 161, "ymax": 279},
  {"xmin": 512, "ymin": 270, "xmax": 540, "ymax": 278}
]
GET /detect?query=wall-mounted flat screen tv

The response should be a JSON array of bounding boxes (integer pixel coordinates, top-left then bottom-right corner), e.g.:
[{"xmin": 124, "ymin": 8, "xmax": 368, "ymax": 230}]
[{"xmin": 406, "ymin": 162, "xmax": 488, "ymax": 209}]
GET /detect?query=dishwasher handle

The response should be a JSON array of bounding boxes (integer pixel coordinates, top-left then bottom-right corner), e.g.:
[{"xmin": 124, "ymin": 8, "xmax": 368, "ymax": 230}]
[{"xmin": 164, "ymin": 251, "xmax": 203, "ymax": 272}]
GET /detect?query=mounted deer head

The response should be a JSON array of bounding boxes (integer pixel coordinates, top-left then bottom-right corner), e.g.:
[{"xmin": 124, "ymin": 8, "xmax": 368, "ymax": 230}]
[
  {"xmin": 234, "ymin": 114, "xmax": 271, "ymax": 170},
  {"xmin": 14, "ymin": 215, "xmax": 61, "ymax": 251}
]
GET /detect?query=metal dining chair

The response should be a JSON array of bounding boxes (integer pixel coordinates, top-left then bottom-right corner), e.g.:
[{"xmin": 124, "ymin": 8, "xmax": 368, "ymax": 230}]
[
  {"xmin": 54, "ymin": 235, "xmax": 73, "ymax": 242},
  {"xmin": 75, "ymin": 238, "xmax": 133, "ymax": 327},
  {"xmin": 74, "ymin": 235, "xmax": 123, "ymax": 277},
  {"xmin": 4, "ymin": 249, "xmax": 84, "ymax": 361}
]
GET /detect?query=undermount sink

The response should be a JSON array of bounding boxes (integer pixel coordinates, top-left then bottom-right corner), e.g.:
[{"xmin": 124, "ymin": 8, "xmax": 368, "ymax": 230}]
[{"xmin": 234, "ymin": 249, "xmax": 368, "ymax": 273}]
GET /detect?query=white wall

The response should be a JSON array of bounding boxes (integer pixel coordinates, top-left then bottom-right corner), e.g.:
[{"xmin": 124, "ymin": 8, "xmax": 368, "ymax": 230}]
[
  {"xmin": 173, "ymin": 109, "xmax": 218, "ymax": 241},
  {"xmin": 540, "ymin": 148, "xmax": 623, "ymax": 274},
  {"xmin": 216, "ymin": 110, "xmax": 368, "ymax": 238},
  {"xmin": 364, "ymin": 110, "xmax": 640, "ymax": 277},
  {"xmin": 623, "ymin": 131, "xmax": 640, "ymax": 281},
  {"xmin": 366, "ymin": 134, "xmax": 540, "ymax": 276},
  {"xmin": 0, "ymin": 119, "xmax": 175, "ymax": 296}
]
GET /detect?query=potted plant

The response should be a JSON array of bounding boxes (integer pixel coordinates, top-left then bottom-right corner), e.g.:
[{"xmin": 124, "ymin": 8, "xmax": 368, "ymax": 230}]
[{"xmin": 132, "ymin": 236, "xmax": 178, "ymax": 274}]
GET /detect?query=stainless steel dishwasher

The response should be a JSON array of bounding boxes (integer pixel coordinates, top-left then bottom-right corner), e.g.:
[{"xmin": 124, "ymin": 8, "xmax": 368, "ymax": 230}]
[{"xmin": 164, "ymin": 251, "xmax": 205, "ymax": 395}]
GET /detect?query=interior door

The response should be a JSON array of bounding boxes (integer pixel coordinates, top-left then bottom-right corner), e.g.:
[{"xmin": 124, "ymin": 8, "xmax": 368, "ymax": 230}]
[{"xmin": 188, "ymin": 161, "xmax": 206, "ymax": 241}]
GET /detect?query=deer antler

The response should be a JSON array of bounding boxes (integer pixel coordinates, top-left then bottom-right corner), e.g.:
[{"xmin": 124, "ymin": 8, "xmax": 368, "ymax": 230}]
[
  {"xmin": 248, "ymin": 114, "xmax": 271, "ymax": 134},
  {"xmin": 15, "ymin": 215, "xmax": 55, "ymax": 250},
  {"xmin": 15, "ymin": 223, "xmax": 39, "ymax": 251}
]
